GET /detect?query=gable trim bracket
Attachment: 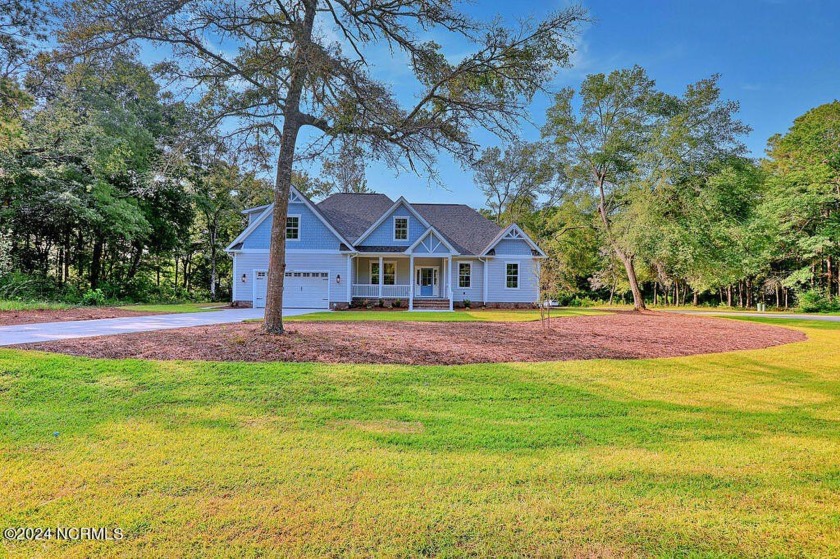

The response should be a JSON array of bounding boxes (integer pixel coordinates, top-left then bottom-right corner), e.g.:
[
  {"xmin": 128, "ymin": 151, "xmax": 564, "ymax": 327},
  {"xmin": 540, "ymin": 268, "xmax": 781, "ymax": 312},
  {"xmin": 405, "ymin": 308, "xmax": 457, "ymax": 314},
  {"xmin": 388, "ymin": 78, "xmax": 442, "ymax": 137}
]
[
  {"xmin": 481, "ymin": 224, "xmax": 546, "ymax": 258},
  {"xmin": 406, "ymin": 226, "xmax": 460, "ymax": 255}
]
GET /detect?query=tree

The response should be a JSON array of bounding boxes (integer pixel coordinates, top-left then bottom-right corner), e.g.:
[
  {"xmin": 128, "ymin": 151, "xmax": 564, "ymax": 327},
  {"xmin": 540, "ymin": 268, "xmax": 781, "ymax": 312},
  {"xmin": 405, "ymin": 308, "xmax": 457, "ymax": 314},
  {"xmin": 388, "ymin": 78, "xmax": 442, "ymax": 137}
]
[
  {"xmin": 762, "ymin": 101, "xmax": 840, "ymax": 299},
  {"xmin": 473, "ymin": 141, "xmax": 557, "ymax": 225},
  {"xmin": 542, "ymin": 67, "xmax": 747, "ymax": 310},
  {"xmin": 320, "ymin": 140, "xmax": 370, "ymax": 196},
  {"xmin": 64, "ymin": 0, "xmax": 587, "ymax": 333},
  {"xmin": 0, "ymin": 0, "xmax": 46, "ymax": 150}
]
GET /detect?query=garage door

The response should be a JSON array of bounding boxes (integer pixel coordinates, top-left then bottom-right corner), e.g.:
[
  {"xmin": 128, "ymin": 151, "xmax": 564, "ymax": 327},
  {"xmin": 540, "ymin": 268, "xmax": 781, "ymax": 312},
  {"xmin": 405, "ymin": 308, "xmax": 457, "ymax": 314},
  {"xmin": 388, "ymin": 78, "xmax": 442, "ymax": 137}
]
[{"xmin": 252, "ymin": 270, "xmax": 329, "ymax": 309}]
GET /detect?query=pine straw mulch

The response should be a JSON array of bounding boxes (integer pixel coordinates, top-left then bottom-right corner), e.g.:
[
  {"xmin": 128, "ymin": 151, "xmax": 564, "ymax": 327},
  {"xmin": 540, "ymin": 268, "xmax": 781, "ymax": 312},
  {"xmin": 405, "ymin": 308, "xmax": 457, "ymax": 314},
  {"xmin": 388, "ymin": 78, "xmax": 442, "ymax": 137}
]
[
  {"xmin": 0, "ymin": 307, "xmax": 169, "ymax": 326},
  {"xmin": 14, "ymin": 311, "xmax": 806, "ymax": 365}
]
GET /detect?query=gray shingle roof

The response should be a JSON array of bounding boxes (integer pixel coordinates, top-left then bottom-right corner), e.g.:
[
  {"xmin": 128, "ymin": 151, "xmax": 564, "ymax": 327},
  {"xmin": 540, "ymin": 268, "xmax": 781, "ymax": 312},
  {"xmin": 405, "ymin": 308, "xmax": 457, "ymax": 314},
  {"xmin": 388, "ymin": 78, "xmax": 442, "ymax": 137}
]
[
  {"xmin": 412, "ymin": 204, "xmax": 501, "ymax": 255},
  {"xmin": 316, "ymin": 193, "xmax": 394, "ymax": 243},
  {"xmin": 312, "ymin": 194, "xmax": 502, "ymax": 255}
]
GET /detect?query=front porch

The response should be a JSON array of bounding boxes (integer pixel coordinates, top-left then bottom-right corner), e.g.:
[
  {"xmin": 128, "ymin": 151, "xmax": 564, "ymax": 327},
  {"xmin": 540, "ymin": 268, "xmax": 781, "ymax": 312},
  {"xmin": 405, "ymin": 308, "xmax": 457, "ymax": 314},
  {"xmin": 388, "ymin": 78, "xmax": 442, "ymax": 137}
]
[{"xmin": 350, "ymin": 255, "xmax": 454, "ymax": 311}]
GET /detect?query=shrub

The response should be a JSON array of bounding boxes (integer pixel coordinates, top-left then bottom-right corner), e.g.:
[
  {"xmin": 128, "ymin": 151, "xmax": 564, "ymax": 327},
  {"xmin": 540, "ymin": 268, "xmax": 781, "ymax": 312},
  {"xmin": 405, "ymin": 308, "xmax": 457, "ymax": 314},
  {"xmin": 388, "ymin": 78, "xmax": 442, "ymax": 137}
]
[
  {"xmin": 393, "ymin": 299, "xmax": 402, "ymax": 308},
  {"xmin": 463, "ymin": 299, "xmax": 471, "ymax": 309},
  {"xmin": 797, "ymin": 289, "xmax": 840, "ymax": 313},
  {"xmin": 81, "ymin": 288, "xmax": 106, "ymax": 306}
]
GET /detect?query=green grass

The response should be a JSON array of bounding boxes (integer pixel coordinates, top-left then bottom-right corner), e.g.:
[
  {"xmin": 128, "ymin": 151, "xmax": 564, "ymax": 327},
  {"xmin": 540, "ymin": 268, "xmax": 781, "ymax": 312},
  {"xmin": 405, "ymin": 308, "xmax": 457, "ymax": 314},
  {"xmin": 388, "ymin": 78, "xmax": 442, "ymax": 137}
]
[
  {"xmin": 287, "ymin": 307, "xmax": 604, "ymax": 322},
  {"xmin": 117, "ymin": 302, "xmax": 228, "ymax": 313},
  {"xmin": 0, "ymin": 321, "xmax": 838, "ymax": 557},
  {"xmin": 0, "ymin": 300, "xmax": 74, "ymax": 312}
]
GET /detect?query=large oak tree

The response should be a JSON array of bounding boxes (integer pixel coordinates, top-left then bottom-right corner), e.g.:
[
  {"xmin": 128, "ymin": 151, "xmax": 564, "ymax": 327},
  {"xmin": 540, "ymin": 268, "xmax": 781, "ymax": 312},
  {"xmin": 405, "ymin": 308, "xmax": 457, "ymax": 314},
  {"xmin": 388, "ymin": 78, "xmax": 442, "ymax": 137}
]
[{"xmin": 63, "ymin": 0, "xmax": 587, "ymax": 332}]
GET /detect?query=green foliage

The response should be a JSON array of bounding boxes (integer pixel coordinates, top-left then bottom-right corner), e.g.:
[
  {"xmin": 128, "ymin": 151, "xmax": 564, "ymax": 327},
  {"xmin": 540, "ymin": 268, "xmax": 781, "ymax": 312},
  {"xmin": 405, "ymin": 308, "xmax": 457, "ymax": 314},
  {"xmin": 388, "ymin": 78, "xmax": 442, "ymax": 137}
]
[
  {"xmin": 81, "ymin": 288, "xmax": 105, "ymax": 306},
  {"xmin": 797, "ymin": 289, "xmax": 840, "ymax": 313}
]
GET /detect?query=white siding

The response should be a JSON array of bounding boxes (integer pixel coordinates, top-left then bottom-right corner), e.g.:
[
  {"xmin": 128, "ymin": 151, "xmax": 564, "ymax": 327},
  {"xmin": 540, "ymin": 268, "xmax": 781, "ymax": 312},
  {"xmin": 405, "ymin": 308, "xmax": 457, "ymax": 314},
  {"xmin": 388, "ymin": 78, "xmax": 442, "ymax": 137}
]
[{"xmin": 233, "ymin": 251, "xmax": 349, "ymax": 305}]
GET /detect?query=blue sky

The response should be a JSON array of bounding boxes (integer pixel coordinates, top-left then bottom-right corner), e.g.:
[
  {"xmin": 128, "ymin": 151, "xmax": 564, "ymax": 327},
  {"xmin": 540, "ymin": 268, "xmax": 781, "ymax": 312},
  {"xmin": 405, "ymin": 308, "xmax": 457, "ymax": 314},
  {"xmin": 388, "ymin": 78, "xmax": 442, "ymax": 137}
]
[{"xmin": 352, "ymin": 0, "xmax": 840, "ymax": 208}]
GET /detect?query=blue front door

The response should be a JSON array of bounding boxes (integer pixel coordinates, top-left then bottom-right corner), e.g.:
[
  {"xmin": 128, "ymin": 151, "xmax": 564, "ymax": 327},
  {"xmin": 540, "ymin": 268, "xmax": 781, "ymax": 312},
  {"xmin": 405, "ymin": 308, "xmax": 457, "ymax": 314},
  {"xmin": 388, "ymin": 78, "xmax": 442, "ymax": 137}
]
[{"xmin": 419, "ymin": 267, "xmax": 435, "ymax": 296}]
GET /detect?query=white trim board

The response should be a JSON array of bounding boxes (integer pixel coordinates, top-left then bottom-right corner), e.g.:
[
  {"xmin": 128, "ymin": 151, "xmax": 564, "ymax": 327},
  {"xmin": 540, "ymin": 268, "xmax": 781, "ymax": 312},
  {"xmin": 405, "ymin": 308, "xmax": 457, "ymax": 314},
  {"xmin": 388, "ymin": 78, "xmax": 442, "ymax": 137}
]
[
  {"xmin": 482, "ymin": 224, "xmax": 546, "ymax": 257},
  {"xmin": 406, "ymin": 226, "xmax": 459, "ymax": 255},
  {"xmin": 225, "ymin": 185, "xmax": 356, "ymax": 252},
  {"xmin": 354, "ymin": 197, "xmax": 431, "ymax": 245}
]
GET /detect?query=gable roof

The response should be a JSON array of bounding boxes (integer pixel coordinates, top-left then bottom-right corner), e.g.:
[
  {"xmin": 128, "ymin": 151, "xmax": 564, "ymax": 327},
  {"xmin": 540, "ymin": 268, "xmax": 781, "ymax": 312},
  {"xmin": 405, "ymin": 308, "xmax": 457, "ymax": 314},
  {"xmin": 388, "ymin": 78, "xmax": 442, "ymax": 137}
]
[
  {"xmin": 481, "ymin": 223, "xmax": 546, "ymax": 257},
  {"xmin": 225, "ymin": 186, "xmax": 355, "ymax": 252},
  {"xmin": 229, "ymin": 191, "xmax": 541, "ymax": 257},
  {"xmin": 412, "ymin": 204, "xmax": 501, "ymax": 256},
  {"xmin": 316, "ymin": 193, "xmax": 394, "ymax": 243},
  {"xmin": 407, "ymin": 225, "xmax": 460, "ymax": 255},
  {"xmin": 351, "ymin": 196, "xmax": 431, "ymax": 245}
]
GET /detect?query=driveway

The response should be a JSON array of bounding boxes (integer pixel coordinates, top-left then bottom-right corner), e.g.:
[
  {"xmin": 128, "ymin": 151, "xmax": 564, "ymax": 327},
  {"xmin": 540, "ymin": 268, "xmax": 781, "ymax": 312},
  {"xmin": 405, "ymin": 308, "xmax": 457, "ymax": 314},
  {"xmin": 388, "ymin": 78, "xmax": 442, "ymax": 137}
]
[
  {"xmin": 670, "ymin": 310, "xmax": 840, "ymax": 323},
  {"xmin": 0, "ymin": 308, "xmax": 321, "ymax": 347}
]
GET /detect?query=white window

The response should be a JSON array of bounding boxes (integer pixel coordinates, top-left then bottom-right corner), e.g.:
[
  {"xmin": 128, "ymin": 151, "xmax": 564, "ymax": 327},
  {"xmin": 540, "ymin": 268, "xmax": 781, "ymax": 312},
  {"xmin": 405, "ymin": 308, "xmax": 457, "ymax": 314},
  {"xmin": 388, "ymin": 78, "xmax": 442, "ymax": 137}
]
[
  {"xmin": 458, "ymin": 262, "xmax": 471, "ymax": 288},
  {"xmin": 505, "ymin": 262, "xmax": 519, "ymax": 289},
  {"xmin": 371, "ymin": 261, "xmax": 396, "ymax": 285},
  {"xmin": 393, "ymin": 217, "xmax": 408, "ymax": 240},
  {"xmin": 383, "ymin": 262, "xmax": 396, "ymax": 285},
  {"xmin": 286, "ymin": 215, "xmax": 300, "ymax": 240}
]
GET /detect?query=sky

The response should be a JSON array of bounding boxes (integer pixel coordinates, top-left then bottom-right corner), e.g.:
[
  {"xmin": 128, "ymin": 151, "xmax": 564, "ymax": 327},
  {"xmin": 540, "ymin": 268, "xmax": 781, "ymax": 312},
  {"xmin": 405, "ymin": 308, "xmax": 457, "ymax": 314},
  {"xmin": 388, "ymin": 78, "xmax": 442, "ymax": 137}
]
[{"xmin": 348, "ymin": 0, "xmax": 840, "ymax": 208}]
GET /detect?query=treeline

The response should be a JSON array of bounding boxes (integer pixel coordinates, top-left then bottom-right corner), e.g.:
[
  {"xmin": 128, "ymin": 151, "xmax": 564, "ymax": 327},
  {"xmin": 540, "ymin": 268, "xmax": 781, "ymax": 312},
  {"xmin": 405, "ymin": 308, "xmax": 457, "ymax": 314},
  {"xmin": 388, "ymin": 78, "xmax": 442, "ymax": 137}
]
[
  {"xmin": 0, "ymin": 48, "xmax": 275, "ymax": 302},
  {"xmin": 477, "ymin": 68, "xmax": 840, "ymax": 311}
]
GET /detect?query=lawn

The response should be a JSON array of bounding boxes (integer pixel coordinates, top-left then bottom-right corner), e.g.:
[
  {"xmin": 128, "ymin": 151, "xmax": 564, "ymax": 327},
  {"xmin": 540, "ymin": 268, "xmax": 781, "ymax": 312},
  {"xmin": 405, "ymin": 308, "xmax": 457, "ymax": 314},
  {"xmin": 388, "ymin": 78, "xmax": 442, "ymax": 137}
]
[
  {"xmin": 0, "ymin": 300, "xmax": 75, "ymax": 312},
  {"xmin": 287, "ymin": 307, "xmax": 603, "ymax": 322},
  {"xmin": 116, "ymin": 302, "xmax": 229, "ymax": 313},
  {"xmin": 0, "ymin": 318, "xmax": 838, "ymax": 557}
]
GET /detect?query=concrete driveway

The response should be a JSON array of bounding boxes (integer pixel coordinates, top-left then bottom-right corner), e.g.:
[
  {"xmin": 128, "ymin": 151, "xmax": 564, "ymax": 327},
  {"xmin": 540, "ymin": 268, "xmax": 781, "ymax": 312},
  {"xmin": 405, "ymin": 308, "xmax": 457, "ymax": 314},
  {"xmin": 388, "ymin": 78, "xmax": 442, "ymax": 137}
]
[{"xmin": 0, "ymin": 307, "xmax": 322, "ymax": 347}]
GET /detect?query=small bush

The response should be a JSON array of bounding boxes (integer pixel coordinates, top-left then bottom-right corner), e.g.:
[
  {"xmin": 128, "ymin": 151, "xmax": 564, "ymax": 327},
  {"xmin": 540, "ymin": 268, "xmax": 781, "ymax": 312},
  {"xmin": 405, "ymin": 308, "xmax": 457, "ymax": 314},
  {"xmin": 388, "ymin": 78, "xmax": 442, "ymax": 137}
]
[
  {"xmin": 797, "ymin": 289, "xmax": 840, "ymax": 313},
  {"xmin": 81, "ymin": 288, "xmax": 106, "ymax": 306},
  {"xmin": 393, "ymin": 299, "xmax": 402, "ymax": 308},
  {"xmin": 463, "ymin": 299, "xmax": 471, "ymax": 309}
]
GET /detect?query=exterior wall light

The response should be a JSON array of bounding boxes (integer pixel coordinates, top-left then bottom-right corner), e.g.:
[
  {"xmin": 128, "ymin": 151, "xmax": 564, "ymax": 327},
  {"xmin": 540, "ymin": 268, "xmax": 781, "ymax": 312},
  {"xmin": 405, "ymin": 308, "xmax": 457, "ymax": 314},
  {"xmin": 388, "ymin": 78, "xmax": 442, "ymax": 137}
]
[
  {"xmin": 336, "ymin": 274, "xmax": 341, "ymax": 284},
  {"xmin": 241, "ymin": 273, "xmax": 247, "ymax": 283}
]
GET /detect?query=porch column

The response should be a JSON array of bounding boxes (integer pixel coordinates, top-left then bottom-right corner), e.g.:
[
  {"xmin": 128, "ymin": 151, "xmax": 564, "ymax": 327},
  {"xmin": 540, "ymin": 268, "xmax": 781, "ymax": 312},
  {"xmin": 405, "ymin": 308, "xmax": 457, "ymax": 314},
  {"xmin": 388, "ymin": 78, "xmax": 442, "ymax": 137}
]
[
  {"xmin": 409, "ymin": 254, "xmax": 414, "ymax": 310},
  {"xmin": 378, "ymin": 255, "xmax": 383, "ymax": 299},
  {"xmin": 448, "ymin": 256, "xmax": 454, "ymax": 311},
  {"xmin": 346, "ymin": 255, "xmax": 352, "ymax": 303}
]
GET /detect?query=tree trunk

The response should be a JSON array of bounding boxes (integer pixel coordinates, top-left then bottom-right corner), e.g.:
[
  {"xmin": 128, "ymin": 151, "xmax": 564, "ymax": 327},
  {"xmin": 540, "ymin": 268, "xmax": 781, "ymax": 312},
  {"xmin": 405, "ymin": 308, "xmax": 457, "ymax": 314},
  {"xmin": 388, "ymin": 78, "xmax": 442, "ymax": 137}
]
[
  {"xmin": 209, "ymin": 228, "xmax": 218, "ymax": 301},
  {"xmin": 617, "ymin": 251, "xmax": 645, "ymax": 311},
  {"xmin": 90, "ymin": 238, "xmax": 103, "ymax": 288},
  {"xmin": 693, "ymin": 289, "xmax": 698, "ymax": 306},
  {"xmin": 727, "ymin": 285, "xmax": 732, "ymax": 307},
  {"xmin": 263, "ymin": 0, "xmax": 317, "ymax": 334}
]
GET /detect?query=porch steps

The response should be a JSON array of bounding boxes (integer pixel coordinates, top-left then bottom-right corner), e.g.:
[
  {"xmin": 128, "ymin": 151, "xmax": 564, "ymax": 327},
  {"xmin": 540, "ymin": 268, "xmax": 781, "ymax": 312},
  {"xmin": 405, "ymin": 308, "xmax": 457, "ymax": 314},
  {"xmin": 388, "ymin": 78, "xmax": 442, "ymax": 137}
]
[{"xmin": 412, "ymin": 298, "xmax": 451, "ymax": 311}]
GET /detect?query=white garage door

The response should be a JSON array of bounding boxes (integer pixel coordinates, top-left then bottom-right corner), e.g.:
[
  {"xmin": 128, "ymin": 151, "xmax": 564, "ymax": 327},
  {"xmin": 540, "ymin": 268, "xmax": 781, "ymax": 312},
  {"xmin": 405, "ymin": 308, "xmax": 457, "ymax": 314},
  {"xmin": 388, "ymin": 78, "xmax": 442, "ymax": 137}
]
[{"xmin": 252, "ymin": 270, "xmax": 329, "ymax": 309}]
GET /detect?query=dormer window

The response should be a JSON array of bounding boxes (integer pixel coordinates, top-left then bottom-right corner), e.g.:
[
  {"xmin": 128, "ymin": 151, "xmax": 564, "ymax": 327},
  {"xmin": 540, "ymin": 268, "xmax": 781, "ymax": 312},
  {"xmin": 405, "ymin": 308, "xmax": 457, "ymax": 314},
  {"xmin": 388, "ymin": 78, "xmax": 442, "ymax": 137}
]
[{"xmin": 394, "ymin": 217, "xmax": 408, "ymax": 240}]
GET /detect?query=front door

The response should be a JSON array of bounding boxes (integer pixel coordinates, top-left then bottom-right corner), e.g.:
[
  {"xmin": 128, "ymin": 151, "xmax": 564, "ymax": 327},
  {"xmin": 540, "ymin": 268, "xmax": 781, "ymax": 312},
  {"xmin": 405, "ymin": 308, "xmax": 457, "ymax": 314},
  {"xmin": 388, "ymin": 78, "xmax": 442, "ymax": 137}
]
[{"xmin": 417, "ymin": 267, "xmax": 437, "ymax": 297}]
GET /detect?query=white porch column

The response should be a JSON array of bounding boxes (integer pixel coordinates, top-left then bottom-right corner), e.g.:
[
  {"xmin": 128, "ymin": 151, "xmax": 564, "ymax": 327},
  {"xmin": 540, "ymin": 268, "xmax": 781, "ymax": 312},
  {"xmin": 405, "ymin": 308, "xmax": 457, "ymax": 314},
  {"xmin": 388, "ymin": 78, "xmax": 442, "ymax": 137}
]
[
  {"xmin": 409, "ymin": 254, "xmax": 414, "ymax": 310},
  {"xmin": 346, "ymin": 256, "xmax": 352, "ymax": 303},
  {"xmin": 378, "ymin": 255, "xmax": 383, "ymax": 299},
  {"xmin": 448, "ymin": 256, "xmax": 454, "ymax": 311}
]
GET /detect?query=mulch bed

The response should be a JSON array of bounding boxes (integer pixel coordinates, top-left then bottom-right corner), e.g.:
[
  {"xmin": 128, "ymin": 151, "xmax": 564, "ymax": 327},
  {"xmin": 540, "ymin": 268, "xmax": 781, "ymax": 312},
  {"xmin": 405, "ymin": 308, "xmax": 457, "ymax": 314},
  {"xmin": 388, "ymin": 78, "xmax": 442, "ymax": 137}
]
[
  {"xmin": 0, "ymin": 307, "xmax": 169, "ymax": 326},
  {"xmin": 14, "ymin": 312, "xmax": 806, "ymax": 365}
]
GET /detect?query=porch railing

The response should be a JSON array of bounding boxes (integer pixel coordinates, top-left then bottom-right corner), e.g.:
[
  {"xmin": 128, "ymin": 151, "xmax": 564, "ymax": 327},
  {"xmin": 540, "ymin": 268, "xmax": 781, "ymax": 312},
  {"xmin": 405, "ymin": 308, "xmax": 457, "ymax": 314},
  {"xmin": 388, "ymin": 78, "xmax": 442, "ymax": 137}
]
[{"xmin": 352, "ymin": 284, "xmax": 411, "ymax": 299}]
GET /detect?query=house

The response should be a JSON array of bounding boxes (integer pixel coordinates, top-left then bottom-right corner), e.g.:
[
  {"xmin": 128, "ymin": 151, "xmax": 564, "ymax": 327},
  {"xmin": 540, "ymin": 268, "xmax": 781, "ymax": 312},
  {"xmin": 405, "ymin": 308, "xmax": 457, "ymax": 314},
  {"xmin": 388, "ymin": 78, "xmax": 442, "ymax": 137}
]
[{"xmin": 225, "ymin": 187, "xmax": 545, "ymax": 311}]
